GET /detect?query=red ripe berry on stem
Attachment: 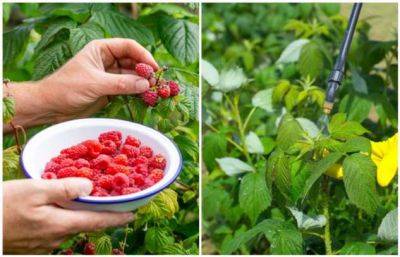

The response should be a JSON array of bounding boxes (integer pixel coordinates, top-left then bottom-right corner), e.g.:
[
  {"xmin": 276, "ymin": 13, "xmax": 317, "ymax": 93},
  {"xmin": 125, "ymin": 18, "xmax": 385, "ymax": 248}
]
[
  {"xmin": 168, "ymin": 80, "xmax": 180, "ymax": 97},
  {"xmin": 135, "ymin": 63, "xmax": 154, "ymax": 79},
  {"xmin": 142, "ymin": 91, "xmax": 158, "ymax": 107},
  {"xmin": 158, "ymin": 85, "xmax": 170, "ymax": 98},
  {"xmin": 84, "ymin": 242, "xmax": 96, "ymax": 255}
]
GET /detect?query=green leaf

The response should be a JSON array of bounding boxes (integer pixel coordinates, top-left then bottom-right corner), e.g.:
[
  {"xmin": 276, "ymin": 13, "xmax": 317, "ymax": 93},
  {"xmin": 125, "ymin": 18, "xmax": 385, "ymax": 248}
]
[
  {"xmin": 339, "ymin": 94, "xmax": 372, "ymax": 122},
  {"xmin": 201, "ymin": 59, "xmax": 219, "ymax": 86},
  {"xmin": 3, "ymin": 25, "xmax": 32, "ymax": 66},
  {"xmin": 284, "ymin": 87, "xmax": 300, "ymax": 111},
  {"xmin": 377, "ymin": 208, "xmax": 398, "ymax": 242},
  {"xmin": 252, "ymin": 88, "xmax": 274, "ymax": 113},
  {"xmin": 33, "ymin": 41, "xmax": 72, "ymax": 80},
  {"xmin": 302, "ymin": 152, "xmax": 343, "ymax": 200},
  {"xmin": 297, "ymin": 41, "xmax": 324, "ymax": 79},
  {"xmin": 276, "ymin": 114, "xmax": 304, "ymax": 151},
  {"xmin": 276, "ymin": 39, "xmax": 309, "ymax": 64},
  {"xmin": 351, "ymin": 68, "xmax": 368, "ymax": 94},
  {"xmin": 341, "ymin": 136, "xmax": 371, "ymax": 154},
  {"xmin": 339, "ymin": 242, "xmax": 376, "ymax": 255},
  {"xmin": 3, "ymin": 97, "xmax": 15, "ymax": 124},
  {"xmin": 203, "ymin": 184, "xmax": 232, "ymax": 219},
  {"xmin": 328, "ymin": 113, "xmax": 369, "ymax": 140},
  {"xmin": 239, "ymin": 172, "xmax": 271, "ymax": 224},
  {"xmin": 296, "ymin": 117, "xmax": 319, "ymax": 138},
  {"xmin": 68, "ymin": 23, "xmax": 104, "ymax": 55},
  {"xmin": 272, "ymin": 80, "xmax": 291, "ymax": 104},
  {"xmin": 157, "ymin": 14, "xmax": 198, "ymax": 64},
  {"xmin": 45, "ymin": 3, "xmax": 91, "ymax": 23},
  {"xmin": 222, "ymin": 219, "xmax": 303, "ymax": 254},
  {"xmin": 137, "ymin": 188, "xmax": 179, "ymax": 220},
  {"xmin": 288, "ymin": 207, "xmax": 326, "ymax": 230},
  {"xmin": 203, "ymin": 132, "xmax": 227, "ymax": 171},
  {"xmin": 35, "ymin": 18, "xmax": 77, "ymax": 53},
  {"xmin": 145, "ymin": 227, "xmax": 175, "ymax": 253},
  {"xmin": 268, "ymin": 150, "xmax": 291, "ymax": 199},
  {"xmin": 3, "ymin": 3, "xmax": 12, "ymax": 23},
  {"xmin": 174, "ymin": 135, "xmax": 198, "ymax": 161},
  {"xmin": 343, "ymin": 153, "xmax": 379, "ymax": 215},
  {"xmin": 95, "ymin": 235, "xmax": 112, "ymax": 255},
  {"xmin": 216, "ymin": 157, "xmax": 254, "ymax": 176},
  {"xmin": 245, "ymin": 132, "xmax": 264, "ymax": 154},
  {"xmin": 91, "ymin": 10, "xmax": 154, "ymax": 46},
  {"xmin": 180, "ymin": 84, "xmax": 198, "ymax": 121},
  {"xmin": 214, "ymin": 67, "xmax": 247, "ymax": 92},
  {"xmin": 3, "ymin": 146, "xmax": 25, "ymax": 181}
]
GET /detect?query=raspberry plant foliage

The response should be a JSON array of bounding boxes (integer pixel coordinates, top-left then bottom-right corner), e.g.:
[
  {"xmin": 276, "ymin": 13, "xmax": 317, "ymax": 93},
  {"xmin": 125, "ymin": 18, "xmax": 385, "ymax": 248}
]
[
  {"xmin": 203, "ymin": 3, "xmax": 397, "ymax": 255},
  {"xmin": 3, "ymin": 3, "xmax": 199, "ymax": 255}
]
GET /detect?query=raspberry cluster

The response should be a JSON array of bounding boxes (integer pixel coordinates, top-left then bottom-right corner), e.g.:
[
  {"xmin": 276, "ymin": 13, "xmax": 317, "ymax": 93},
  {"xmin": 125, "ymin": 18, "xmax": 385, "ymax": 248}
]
[
  {"xmin": 41, "ymin": 130, "xmax": 166, "ymax": 197},
  {"xmin": 134, "ymin": 63, "xmax": 180, "ymax": 107}
]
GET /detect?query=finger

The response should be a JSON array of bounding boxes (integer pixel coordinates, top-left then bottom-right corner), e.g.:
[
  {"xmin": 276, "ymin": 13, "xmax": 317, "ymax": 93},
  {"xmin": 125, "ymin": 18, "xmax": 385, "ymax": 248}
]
[
  {"xmin": 95, "ymin": 38, "xmax": 159, "ymax": 70},
  {"xmin": 60, "ymin": 210, "xmax": 134, "ymax": 234},
  {"xmin": 41, "ymin": 178, "xmax": 93, "ymax": 203},
  {"xmin": 98, "ymin": 72, "xmax": 149, "ymax": 95}
]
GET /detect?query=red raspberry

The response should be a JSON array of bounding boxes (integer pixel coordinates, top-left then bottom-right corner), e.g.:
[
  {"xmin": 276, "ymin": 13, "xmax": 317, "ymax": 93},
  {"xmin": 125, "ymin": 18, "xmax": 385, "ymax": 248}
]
[
  {"xmin": 91, "ymin": 186, "xmax": 109, "ymax": 197},
  {"xmin": 106, "ymin": 164, "xmax": 130, "ymax": 175},
  {"xmin": 51, "ymin": 154, "xmax": 68, "ymax": 164},
  {"xmin": 113, "ymin": 173, "xmax": 130, "ymax": 188},
  {"xmin": 135, "ymin": 63, "xmax": 154, "ymax": 79},
  {"xmin": 114, "ymin": 154, "xmax": 128, "ymax": 165},
  {"xmin": 129, "ymin": 156, "xmax": 148, "ymax": 167},
  {"xmin": 44, "ymin": 162, "xmax": 60, "ymax": 173},
  {"xmin": 149, "ymin": 154, "xmax": 166, "ymax": 169},
  {"xmin": 59, "ymin": 158, "xmax": 75, "ymax": 168},
  {"xmin": 97, "ymin": 175, "xmax": 114, "ymax": 191},
  {"xmin": 101, "ymin": 140, "xmax": 118, "ymax": 155},
  {"xmin": 61, "ymin": 144, "xmax": 88, "ymax": 159},
  {"xmin": 57, "ymin": 167, "xmax": 79, "ymax": 178},
  {"xmin": 76, "ymin": 167, "xmax": 94, "ymax": 179},
  {"xmin": 99, "ymin": 131, "xmax": 122, "ymax": 147},
  {"xmin": 144, "ymin": 178, "xmax": 156, "ymax": 188},
  {"xmin": 149, "ymin": 169, "xmax": 164, "ymax": 183},
  {"xmin": 129, "ymin": 173, "xmax": 145, "ymax": 187},
  {"xmin": 121, "ymin": 187, "xmax": 140, "ymax": 195},
  {"xmin": 125, "ymin": 135, "xmax": 141, "ymax": 147},
  {"xmin": 64, "ymin": 249, "xmax": 74, "ymax": 255},
  {"xmin": 168, "ymin": 80, "xmax": 180, "ymax": 96},
  {"xmin": 139, "ymin": 146, "xmax": 153, "ymax": 158},
  {"xmin": 92, "ymin": 154, "xmax": 112, "ymax": 170},
  {"xmin": 112, "ymin": 248, "xmax": 124, "ymax": 255},
  {"xmin": 157, "ymin": 85, "xmax": 170, "ymax": 98},
  {"xmin": 142, "ymin": 91, "xmax": 158, "ymax": 107},
  {"xmin": 133, "ymin": 164, "xmax": 148, "ymax": 175},
  {"xmin": 41, "ymin": 172, "xmax": 57, "ymax": 179},
  {"xmin": 82, "ymin": 140, "xmax": 103, "ymax": 158},
  {"xmin": 84, "ymin": 242, "xmax": 96, "ymax": 255},
  {"xmin": 74, "ymin": 158, "xmax": 90, "ymax": 168},
  {"xmin": 120, "ymin": 145, "xmax": 139, "ymax": 158}
]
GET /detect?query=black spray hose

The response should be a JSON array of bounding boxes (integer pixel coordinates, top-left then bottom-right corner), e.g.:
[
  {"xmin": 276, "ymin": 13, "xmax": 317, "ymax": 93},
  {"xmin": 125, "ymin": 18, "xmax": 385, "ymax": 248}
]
[{"xmin": 323, "ymin": 3, "xmax": 363, "ymax": 114}]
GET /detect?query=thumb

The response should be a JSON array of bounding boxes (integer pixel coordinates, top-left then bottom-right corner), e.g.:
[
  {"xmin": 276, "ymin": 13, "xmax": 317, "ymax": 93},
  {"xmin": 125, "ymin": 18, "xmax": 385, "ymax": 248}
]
[
  {"xmin": 98, "ymin": 72, "xmax": 150, "ymax": 95},
  {"xmin": 42, "ymin": 178, "xmax": 93, "ymax": 203}
]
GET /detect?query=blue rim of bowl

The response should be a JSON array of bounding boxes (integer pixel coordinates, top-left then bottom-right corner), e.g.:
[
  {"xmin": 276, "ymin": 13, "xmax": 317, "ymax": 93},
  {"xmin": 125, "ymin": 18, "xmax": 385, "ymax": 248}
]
[{"xmin": 20, "ymin": 118, "xmax": 183, "ymax": 204}]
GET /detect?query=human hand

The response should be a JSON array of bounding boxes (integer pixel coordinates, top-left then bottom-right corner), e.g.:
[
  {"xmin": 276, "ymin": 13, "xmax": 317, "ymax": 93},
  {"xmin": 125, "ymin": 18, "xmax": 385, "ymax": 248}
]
[
  {"xmin": 3, "ymin": 178, "xmax": 134, "ymax": 254},
  {"xmin": 4, "ymin": 38, "xmax": 158, "ymax": 130}
]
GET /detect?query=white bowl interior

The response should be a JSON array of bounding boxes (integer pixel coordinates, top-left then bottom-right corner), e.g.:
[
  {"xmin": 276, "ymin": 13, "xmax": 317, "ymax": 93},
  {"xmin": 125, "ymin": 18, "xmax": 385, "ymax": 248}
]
[{"xmin": 21, "ymin": 118, "xmax": 181, "ymax": 202}]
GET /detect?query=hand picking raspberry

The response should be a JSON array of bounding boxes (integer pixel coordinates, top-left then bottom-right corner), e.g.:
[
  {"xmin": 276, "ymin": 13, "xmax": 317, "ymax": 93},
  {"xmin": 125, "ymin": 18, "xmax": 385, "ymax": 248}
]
[{"xmin": 41, "ymin": 130, "xmax": 167, "ymax": 197}]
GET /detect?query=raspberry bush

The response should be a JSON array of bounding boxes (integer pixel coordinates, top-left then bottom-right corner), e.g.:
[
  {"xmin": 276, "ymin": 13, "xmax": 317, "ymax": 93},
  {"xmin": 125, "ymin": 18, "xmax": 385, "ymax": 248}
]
[
  {"xmin": 3, "ymin": 3, "xmax": 199, "ymax": 255},
  {"xmin": 202, "ymin": 3, "xmax": 397, "ymax": 255}
]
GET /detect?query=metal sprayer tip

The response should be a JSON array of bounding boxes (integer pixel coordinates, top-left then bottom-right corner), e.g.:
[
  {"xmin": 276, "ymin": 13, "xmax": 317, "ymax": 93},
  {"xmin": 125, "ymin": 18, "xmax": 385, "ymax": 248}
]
[{"xmin": 323, "ymin": 102, "xmax": 333, "ymax": 114}]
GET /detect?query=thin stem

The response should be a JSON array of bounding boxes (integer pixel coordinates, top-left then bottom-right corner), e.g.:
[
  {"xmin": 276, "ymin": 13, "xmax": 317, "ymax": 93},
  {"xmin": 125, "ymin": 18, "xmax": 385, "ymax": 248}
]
[
  {"xmin": 205, "ymin": 123, "xmax": 244, "ymax": 152},
  {"xmin": 231, "ymin": 95, "xmax": 252, "ymax": 164},
  {"xmin": 123, "ymin": 96, "xmax": 135, "ymax": 121},
  {"xmin": 303, "ymin": 231, "xmax": 325, "ymax": 240},
  {"xmin": 243, "ymin": 107, "xmax": 257, "ymax": 133},
  {"xmin": 122, "ymin": 225, "xmax": 129, "ymax": 252},
  {"xmin": 322, "ymin": 176, "xmax": 333, "ymax": 255}
]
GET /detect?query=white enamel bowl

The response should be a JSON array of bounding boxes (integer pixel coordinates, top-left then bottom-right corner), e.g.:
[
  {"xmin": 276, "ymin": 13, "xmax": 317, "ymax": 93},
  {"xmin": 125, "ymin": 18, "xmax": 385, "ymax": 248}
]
[{"xmin": 21, "ymin": 118, "xmax": 182, "ymax": 212}]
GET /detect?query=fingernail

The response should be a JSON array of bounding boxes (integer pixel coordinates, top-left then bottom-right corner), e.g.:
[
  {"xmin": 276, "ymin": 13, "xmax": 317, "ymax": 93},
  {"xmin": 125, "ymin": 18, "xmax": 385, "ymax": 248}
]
[{"xmin": 136, "ymin": 79, "xmax": 149, "ymax": 93}]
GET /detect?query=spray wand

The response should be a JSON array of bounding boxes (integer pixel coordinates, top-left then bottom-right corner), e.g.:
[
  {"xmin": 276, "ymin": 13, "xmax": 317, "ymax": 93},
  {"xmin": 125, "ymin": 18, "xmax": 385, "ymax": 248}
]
[{"xmin": 320, "ymin": 3, "xmax": 363, "ymax": 132}]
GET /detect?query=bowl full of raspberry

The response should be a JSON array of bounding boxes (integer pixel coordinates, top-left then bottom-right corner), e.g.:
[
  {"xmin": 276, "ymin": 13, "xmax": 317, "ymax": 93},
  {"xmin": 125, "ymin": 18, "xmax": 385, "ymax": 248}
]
[{"xmin": 20, "ymin": 118, "xmax": 182, "ymax": 212}]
